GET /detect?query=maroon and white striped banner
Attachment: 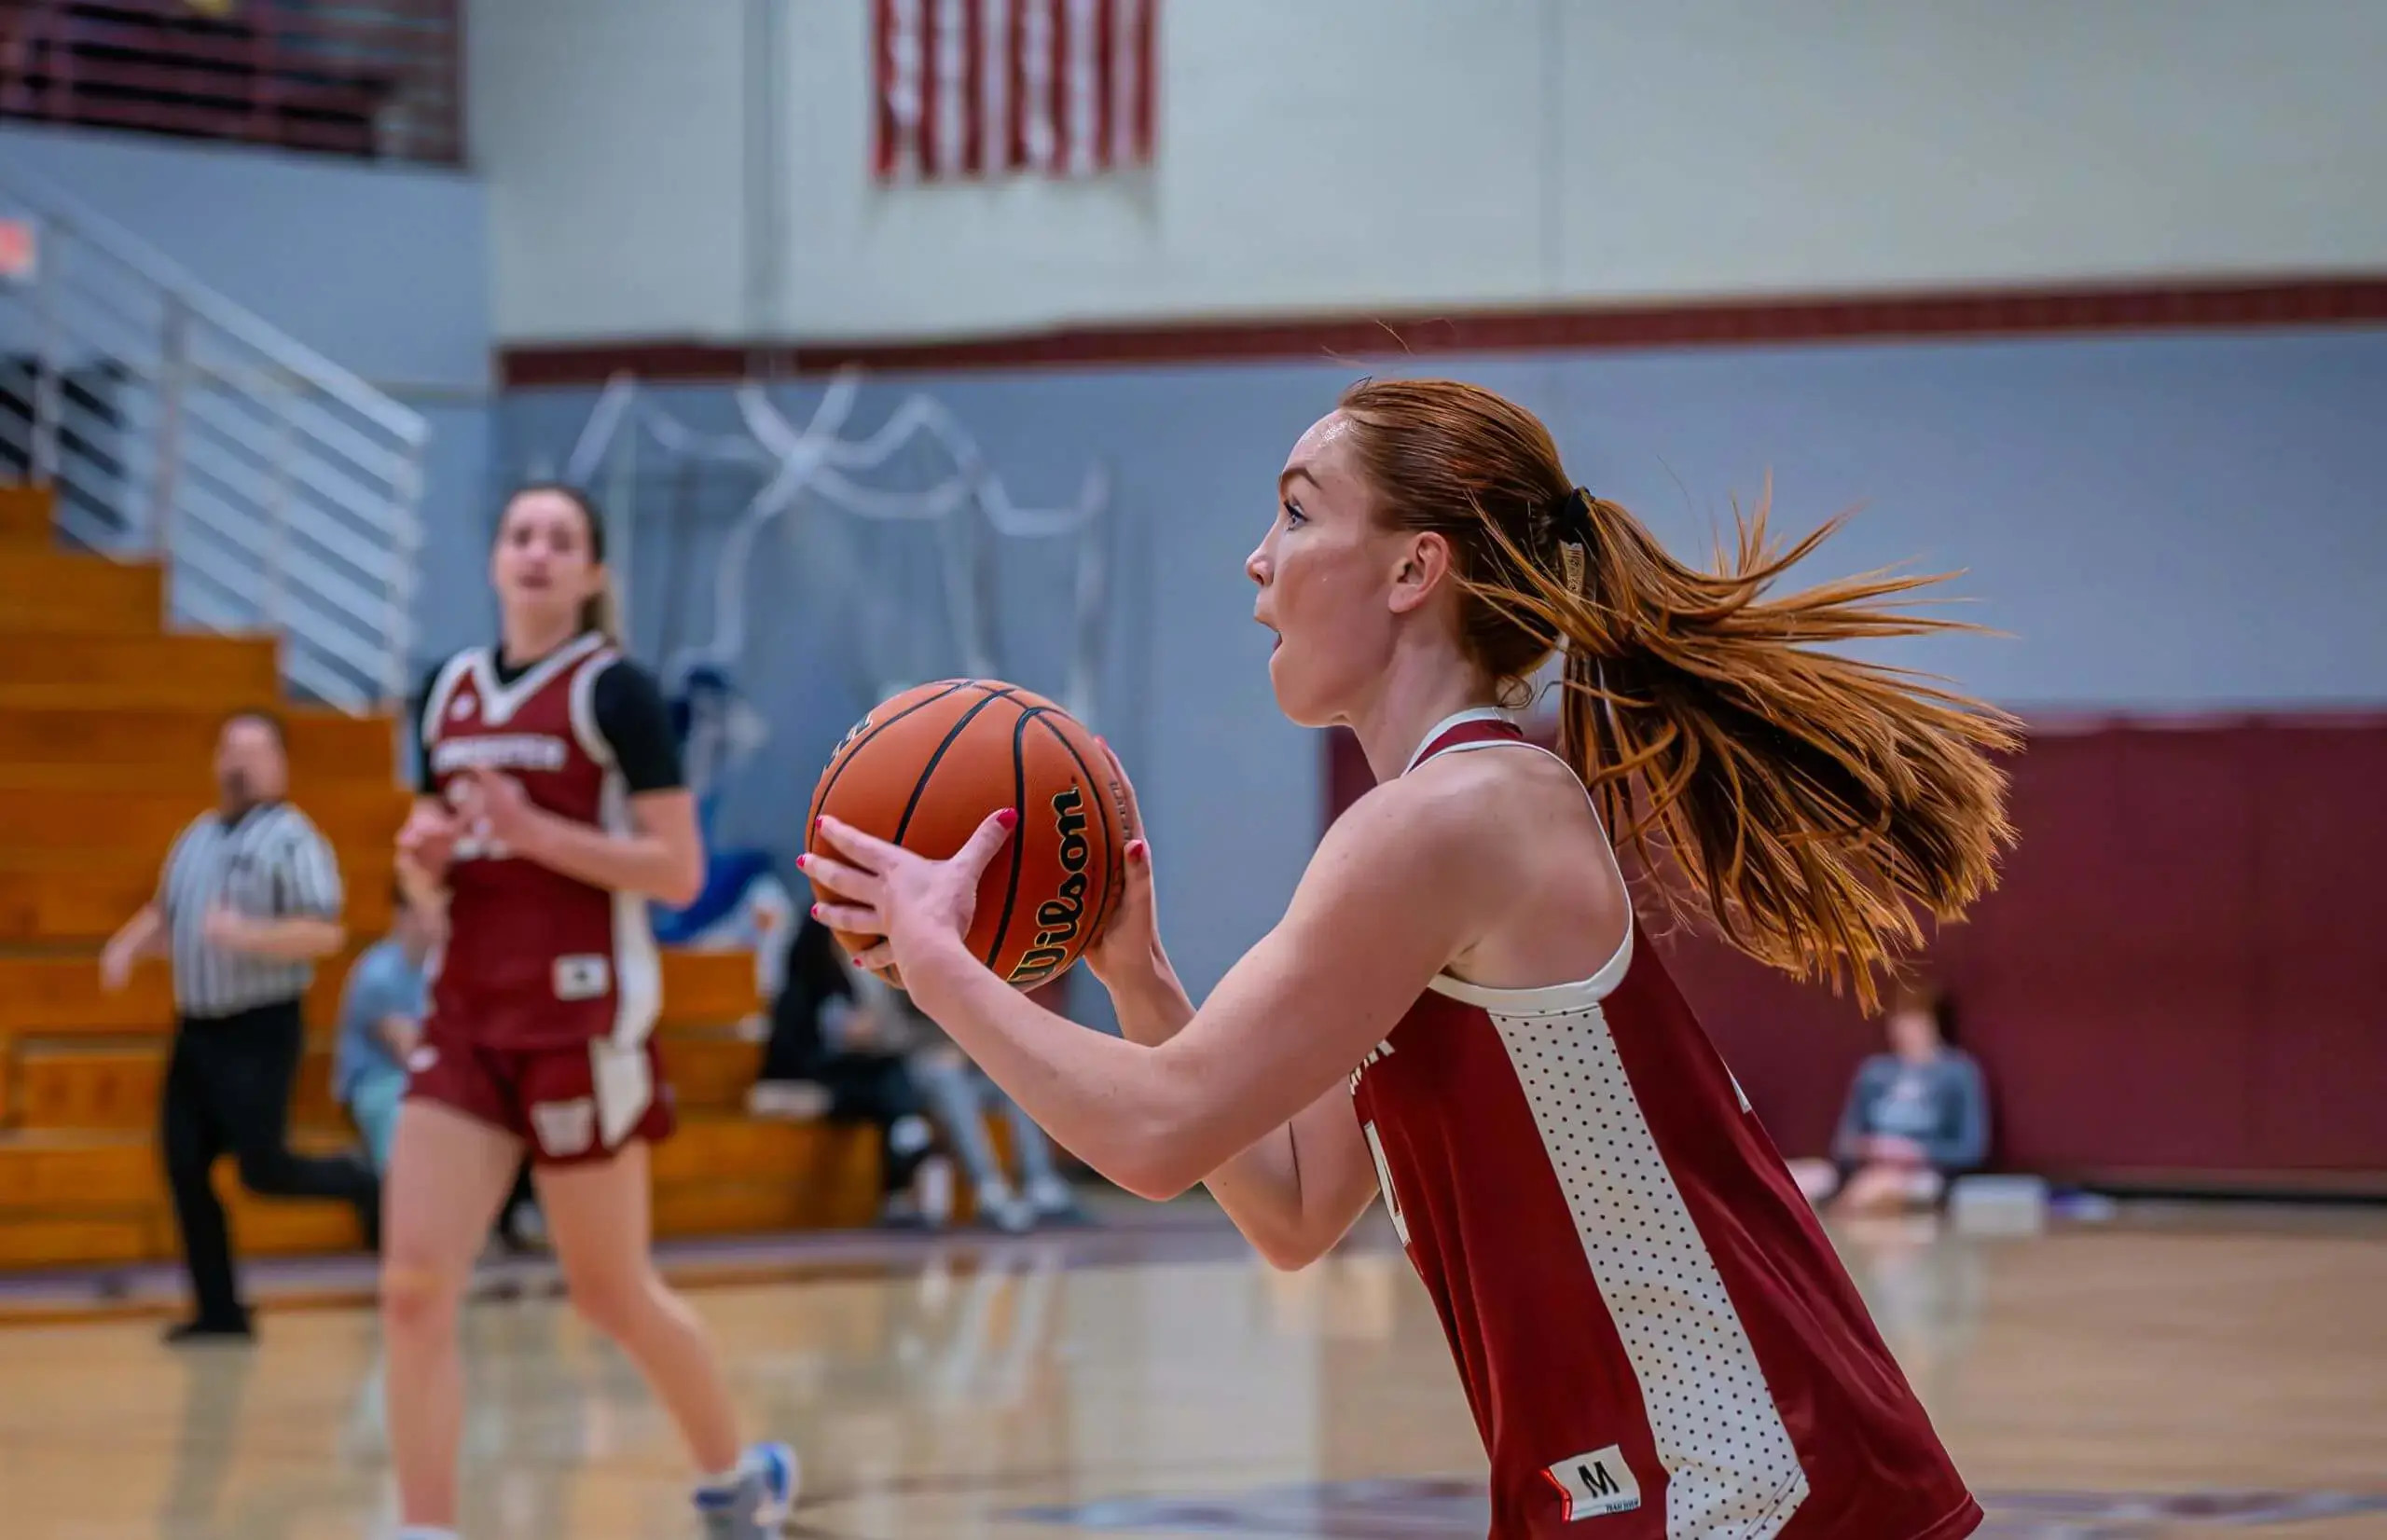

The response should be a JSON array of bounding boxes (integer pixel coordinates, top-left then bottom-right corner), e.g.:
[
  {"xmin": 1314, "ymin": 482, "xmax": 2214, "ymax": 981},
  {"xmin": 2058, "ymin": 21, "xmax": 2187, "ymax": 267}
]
[{"xmin": 874, "ymin": 0, "xmax": 1157, "ymax": 181}]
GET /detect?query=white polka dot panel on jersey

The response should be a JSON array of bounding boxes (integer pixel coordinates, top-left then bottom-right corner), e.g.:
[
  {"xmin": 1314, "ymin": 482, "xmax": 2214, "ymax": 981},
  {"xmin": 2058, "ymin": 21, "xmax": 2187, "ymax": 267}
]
[{"xmin": 1484, "ymin": 969, "xmax": 1811, "ymax": 1538}]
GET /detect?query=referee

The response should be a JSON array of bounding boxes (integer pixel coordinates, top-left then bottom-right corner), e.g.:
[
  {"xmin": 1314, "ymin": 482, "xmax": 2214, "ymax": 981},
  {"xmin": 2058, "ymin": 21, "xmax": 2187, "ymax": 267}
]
[{"xmin": 99, "ymin": 708, "xmax": 380, "ymax": 1343}]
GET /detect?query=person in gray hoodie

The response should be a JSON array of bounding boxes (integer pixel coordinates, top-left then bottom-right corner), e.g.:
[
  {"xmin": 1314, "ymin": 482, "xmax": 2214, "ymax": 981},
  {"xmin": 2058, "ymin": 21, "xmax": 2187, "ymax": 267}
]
[{"xmin": 1794, "ymin": 986, "xmax": 1991, "ymax": 1215}]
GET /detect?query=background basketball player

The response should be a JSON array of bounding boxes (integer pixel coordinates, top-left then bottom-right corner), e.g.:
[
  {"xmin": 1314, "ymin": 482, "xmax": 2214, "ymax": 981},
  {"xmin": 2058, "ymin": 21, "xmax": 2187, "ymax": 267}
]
[{"xmin": 385, "ymin": 486, "xmax": 794, "ymax": 1540}]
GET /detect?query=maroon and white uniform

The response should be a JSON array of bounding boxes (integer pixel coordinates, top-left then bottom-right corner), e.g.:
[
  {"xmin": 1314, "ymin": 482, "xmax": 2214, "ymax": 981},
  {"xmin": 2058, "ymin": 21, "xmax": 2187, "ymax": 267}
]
[
  {"xmin": 408, "ymin": 632, "xmax": 675, "ymax": 1164},
  {"xmin": 1348, "ymin": 709, "xmax": 1981, "ymax": 1540}
]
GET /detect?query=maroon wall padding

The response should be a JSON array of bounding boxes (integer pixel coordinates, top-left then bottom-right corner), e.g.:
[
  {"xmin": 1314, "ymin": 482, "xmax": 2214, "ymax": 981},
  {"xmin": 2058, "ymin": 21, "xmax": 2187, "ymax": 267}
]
[{"xmin": 1323, "ymin": 716, "xmax": 2387, "ymax": 1181}]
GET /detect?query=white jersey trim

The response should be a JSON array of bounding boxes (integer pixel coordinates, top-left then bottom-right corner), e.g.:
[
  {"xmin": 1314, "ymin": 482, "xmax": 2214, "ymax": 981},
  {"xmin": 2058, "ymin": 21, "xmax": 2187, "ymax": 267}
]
[
  {"xmin": 1429, "ymin": 928, "xmax": 1634, "ymax": 1016},
  {"xmin": 470, "ymin": 631, "xmax": 608, "ymax": 727},
  {"xmin": 1404, "ymin": 707, "xmax": 1636, "ymax": 1017},
  {"xmin": 420, "ymin": 649, "xmax": 481, "ymax": 754},
  {"xmin": 566, "ymin": 646, "xmax": 623, "ymax": 769},
  {"xmin": 598, "ymin": 763, "xmax": 663, "ymax": 1049}
]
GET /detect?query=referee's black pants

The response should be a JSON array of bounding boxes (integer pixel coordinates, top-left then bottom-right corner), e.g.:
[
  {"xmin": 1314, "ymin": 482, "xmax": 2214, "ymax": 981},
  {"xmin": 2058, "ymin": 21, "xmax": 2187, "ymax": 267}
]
[{"xmin": 161, "ymin": 997, "xmax": 376, "ymax": 1327}]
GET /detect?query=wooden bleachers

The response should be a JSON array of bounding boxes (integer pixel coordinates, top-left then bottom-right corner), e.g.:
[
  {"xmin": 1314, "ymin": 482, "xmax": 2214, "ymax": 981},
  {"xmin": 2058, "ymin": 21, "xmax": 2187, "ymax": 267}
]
[{"xmin": 0, "ymin": 482, "xmax": 881, "ymax": 1277}]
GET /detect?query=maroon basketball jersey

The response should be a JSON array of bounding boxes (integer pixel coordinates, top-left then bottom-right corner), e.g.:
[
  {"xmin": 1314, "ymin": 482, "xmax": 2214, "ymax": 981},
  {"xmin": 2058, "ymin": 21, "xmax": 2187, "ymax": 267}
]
[
  {"xmin": 419, "ymin": 635, "xmax": 661, "ymax": 1051},
  {"xmin": 1348, "ymin": 710, "xmax": 1981, "ymax": 1540}
]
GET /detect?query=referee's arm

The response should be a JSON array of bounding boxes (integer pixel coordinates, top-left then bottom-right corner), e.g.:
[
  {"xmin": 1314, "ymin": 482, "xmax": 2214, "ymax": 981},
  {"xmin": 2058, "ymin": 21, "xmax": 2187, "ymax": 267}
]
[
  {"xmin": 208, "ymin": 818, "xmax": 348, "ymax": 962},
  {"xmin": 98, "ymin": 831, "xmax": 181, "ymax": 992}
]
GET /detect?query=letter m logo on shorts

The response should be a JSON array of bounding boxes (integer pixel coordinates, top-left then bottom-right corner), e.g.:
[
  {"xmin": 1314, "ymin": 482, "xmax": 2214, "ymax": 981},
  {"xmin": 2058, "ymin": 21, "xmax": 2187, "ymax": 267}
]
[{"xmin": 1544, "ymin": 1444, "xmax": 1643, "ymax": 1521}]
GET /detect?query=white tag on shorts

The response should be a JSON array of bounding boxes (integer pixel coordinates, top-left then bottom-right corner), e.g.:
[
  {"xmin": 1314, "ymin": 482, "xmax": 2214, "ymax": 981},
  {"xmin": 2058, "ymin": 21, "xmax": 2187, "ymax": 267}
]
[
  {"xmin": 554, "ymin": 955, "xmax": 611, "ymax": 1000},
  {"xmin": 530, "ymin": 1096, "xmax": 597, "ymax": 1157},
  {"xmin": 1545, "ymin": 1445, "xmax": 1642, "ymax": 1521}
]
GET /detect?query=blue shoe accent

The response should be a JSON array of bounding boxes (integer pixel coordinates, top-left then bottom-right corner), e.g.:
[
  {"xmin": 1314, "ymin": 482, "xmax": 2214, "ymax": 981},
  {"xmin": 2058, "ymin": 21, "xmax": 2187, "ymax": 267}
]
[
  {"xmin": 752, "ymin": 1441, "xmax": 797, "ymax": 1520},
  {"xmin": 693, "ymin": 1442, "xmax": 798, "ymax": 1538}
]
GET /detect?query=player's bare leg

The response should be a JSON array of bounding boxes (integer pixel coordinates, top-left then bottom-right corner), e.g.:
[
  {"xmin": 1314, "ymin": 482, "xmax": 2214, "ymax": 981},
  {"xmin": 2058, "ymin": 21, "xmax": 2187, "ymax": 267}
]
[
  {"xmin": 536, "ymin": 1142, "xmax": 795, "ymax": 1537},
  {"xmin": 379, "ymin": 1100, "xmax": 524, "ymax": 1537}
]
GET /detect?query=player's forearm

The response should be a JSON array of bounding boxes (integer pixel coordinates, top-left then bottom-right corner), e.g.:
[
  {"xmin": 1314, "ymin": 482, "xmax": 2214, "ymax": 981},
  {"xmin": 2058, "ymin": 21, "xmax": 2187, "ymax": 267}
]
[
  {"xmin": 234, "ymin": 916, "xmax": 347, "ymax": 960},
  {"xmin": 904, "ymin": 936, "xmax": 1251, "ymax": 1201},
  {"xmin": 1097, "ymin": 956, "xmax": 1194, "ymax": 1047},
  {"xmin": 1198, "ymin": 1124, "xmax": 1331, "ymax": 1265},
  {"xmin": 514, "ymin": 807, "xmax": 702, "ymax": 906},
  {"xmin": 1094, "ymin": 961, "xmax": 1326, "ymax": 1254}
]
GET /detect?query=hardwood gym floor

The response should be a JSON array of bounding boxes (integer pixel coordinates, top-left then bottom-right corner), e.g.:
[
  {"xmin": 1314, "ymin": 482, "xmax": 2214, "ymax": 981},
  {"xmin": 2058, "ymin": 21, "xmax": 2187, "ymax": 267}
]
[{"xmin": 0, "ymin": 1201, "xmax": 2381, "ymax": 1539}]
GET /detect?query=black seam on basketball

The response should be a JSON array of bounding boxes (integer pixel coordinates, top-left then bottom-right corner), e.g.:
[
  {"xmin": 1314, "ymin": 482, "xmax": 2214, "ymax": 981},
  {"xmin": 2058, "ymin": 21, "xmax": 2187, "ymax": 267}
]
[
  {"xmin": 982, "ymin": 707, "xmax": 1041, "ymax": 972},
  {"xmin": 808, "ymin": 679, "xmax": 984, "ymax": 835},
  {"xmin": 891, "ymin": 688, "xmax": 1021, "ymax": 846},
  {"xmin": 1032, "ymin": 712, "xmax": 1125, "ymax": 943}
]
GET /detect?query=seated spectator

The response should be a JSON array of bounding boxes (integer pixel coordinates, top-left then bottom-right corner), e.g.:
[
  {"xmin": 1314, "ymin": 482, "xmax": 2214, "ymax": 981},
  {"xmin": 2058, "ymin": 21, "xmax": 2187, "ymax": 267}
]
[
  {"xmin": 333, "ymin": 880, "xmax": 541, "ymax": 1249},
  {"xmin": 754, "ymin": 915, "xmax": 945, "ymax": 1228},
  {"xmin": 755, "ymin": 915, "xmax": 1089, "ymax": 1232},
  {"xmin": 332, "ymin": 880, "xmax": 437, "ymax": 1174},
  {"xmin": 1793, "ymin": 985, "xmax": 1990, "ymax": 1216},
  {"xmin": 909, "ymin": 1032, "xmax": 1090, "ymax": 1235}
]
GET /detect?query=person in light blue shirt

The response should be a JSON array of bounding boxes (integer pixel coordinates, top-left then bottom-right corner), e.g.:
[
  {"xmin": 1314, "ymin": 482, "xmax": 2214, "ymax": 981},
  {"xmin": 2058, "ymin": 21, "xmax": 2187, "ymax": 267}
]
[
  {"xmin": 333, "ymin": 880, "xmax": 437, "ymax": 1173},
  {"xmin": 1793, "ymin": 985, "xmax": 1992, "ymax": 1215}
]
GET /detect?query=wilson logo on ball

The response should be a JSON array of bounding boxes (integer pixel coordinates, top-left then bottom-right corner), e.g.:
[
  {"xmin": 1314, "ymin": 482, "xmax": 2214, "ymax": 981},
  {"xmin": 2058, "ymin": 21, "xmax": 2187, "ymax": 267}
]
[{"xmin": 1009, "ymin": 784, "xmax": 1093, "ymax": 985}]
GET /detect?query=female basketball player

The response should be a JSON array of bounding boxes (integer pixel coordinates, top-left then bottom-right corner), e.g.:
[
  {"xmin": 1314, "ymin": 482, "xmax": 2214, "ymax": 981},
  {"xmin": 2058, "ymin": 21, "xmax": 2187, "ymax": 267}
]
[
  {"xmin": 386, "ymin": 486, "xmax": 793, "ymax": 1540},
  {"xmin": 805, "ymin": 379, "xmax": 2011, "ymax": 1539}
]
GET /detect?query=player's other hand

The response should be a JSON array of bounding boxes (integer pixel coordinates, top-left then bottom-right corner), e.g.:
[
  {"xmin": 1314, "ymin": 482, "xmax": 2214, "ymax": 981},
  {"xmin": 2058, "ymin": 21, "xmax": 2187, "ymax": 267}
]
[
  {"xmin": 1083, "ymin": 738, "xmax": 1164, "ymax": 994},
  {"xmin": 397, "ymin": 801, "xmax": 462, "ymax": 875}
]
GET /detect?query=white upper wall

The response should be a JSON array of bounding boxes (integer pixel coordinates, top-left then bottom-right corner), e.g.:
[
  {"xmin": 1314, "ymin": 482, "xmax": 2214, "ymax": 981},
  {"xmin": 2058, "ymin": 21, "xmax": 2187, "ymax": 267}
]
[
  {"xmin": 469, "ymin": 0, "xmax": 751, "ymax": 341},
  {"xmin": 470, "ymin": 0, "xmax": 2387, "ymax": 344}
]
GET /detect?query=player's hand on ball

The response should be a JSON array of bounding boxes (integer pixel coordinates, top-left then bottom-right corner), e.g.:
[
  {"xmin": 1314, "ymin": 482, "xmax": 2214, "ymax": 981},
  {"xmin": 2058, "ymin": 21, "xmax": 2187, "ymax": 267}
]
[{"xmin": 804, "ymin": 809, "xmax": 1018, "ymax": 976}]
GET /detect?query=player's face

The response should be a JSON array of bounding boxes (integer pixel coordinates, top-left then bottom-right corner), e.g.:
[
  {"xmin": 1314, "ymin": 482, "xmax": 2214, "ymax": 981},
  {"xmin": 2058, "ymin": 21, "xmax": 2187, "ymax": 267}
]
[
  {"xmin": 492, "ymin": 490, "xmax": 602, "ymax": 626},
  {"xmin": 1249, "ymin": 412, "xmax": 1414, "ymax": 727}
]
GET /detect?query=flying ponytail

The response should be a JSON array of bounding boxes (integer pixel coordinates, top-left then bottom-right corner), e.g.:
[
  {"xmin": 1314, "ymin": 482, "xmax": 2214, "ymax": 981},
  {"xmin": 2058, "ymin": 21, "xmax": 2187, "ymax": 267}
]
[{"xmin": 1338, "ymin": 378, "xmax": 2018, "ymax": 1009}]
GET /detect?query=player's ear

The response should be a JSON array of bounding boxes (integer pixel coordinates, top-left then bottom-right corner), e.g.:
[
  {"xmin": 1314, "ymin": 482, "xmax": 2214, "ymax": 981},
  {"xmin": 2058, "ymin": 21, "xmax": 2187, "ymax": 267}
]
[{"xmin": 1387, "ymin": 530, "xmax": 1455, "ymax": 616}]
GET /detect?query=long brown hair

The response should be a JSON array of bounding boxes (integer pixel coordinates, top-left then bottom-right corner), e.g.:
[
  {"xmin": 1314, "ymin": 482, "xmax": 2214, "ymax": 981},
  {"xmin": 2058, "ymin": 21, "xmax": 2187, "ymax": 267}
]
[
  {"xmin": 1337, "ymin": 378, "xmax": 2017, "ymax": 1008},
  {"xmin": 500, "ymin": 482, "xmax": 620, "ymax": 640}
]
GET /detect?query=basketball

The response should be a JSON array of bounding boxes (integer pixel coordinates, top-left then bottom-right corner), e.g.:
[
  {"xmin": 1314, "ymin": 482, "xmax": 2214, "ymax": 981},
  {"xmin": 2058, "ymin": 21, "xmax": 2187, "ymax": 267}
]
[{"xmin": 806, "ymin": 680, "xmax": 1129, "ymax": 988}]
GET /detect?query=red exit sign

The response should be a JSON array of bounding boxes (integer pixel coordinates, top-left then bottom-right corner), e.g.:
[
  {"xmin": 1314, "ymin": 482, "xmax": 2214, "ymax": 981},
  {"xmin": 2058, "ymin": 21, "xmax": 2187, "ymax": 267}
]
[{"xmin": 0, "ymin": 219, "xmax": 36, "ymax": 284}]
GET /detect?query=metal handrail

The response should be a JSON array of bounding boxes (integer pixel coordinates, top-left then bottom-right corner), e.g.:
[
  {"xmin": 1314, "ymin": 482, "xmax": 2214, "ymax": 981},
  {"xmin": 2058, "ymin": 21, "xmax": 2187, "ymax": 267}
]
[
  {"xmin": 0, "ymin": 162, "xmax": 429, "ymax": 713},
  {"xmin": 2, "ymin": 166, "xmax": 427, "ymax": 438}
]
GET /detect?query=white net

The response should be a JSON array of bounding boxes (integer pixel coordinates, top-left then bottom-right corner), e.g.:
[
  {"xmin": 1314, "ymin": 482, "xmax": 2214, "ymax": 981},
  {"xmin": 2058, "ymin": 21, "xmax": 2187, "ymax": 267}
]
[{"xmin": 549, "ymin": 369, "xmax": 1113, "ymax": 729}]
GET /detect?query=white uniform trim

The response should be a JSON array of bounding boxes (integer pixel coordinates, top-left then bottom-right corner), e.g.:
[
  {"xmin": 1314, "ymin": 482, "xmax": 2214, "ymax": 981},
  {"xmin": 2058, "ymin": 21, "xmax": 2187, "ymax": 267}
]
[
  {"xmin": 566, "ymin": 646, "xmax": 622, "ymax": 768},
  {"xmin": 1405, "ymin": 707, "xmax": 1635, "ymax": 1015},
  {"xmin": 469, "ymin": 632, "xmax": 608, "ymax": 726},
  {"xmin": 597, "ymin": 746, "xmax": 663, "ymax": 1052},
  {"xmin": 420, "ymin": 649, "xmax": 481, "ymax": 756}
]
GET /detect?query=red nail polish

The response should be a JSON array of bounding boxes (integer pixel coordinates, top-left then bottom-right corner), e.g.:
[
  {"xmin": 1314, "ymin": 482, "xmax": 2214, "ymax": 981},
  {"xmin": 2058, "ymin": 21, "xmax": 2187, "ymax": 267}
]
[
  {"xmin": 809, "ymin": 903, "xmax": 821, "ymax": 918},
  {"xmin": 794, "ymin": 853, "xmax": 808, "ymax": 869},
  {"xmin": 997, "ymin": 808, "xmax": 1019, "ymax": 830}
]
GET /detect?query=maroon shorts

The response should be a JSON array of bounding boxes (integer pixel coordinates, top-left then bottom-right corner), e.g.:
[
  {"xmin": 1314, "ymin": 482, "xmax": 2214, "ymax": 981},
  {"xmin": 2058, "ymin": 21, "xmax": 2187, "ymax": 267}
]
[{"xmin": 404, "ymin": 1024, "xmax": 676, "ymax": 1166}]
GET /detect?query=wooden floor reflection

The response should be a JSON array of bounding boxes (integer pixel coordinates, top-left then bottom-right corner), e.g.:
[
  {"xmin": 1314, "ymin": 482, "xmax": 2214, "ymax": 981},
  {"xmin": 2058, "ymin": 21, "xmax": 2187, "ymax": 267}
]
[{"xmin": 1, "ymin": 1204, "xmax": 2383, "ymax": 1539}]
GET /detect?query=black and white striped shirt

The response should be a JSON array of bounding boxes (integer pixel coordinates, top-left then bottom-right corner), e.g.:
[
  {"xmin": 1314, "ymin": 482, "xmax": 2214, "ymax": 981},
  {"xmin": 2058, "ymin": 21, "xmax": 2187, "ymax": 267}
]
[{"xmin": 159, "ymin": 802, "xmax": 344, "ymax": 1017}]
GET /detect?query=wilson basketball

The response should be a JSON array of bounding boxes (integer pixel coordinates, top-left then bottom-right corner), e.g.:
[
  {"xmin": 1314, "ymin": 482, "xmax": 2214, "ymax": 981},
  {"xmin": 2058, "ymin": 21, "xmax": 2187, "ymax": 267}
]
[{"xmin": 807, "ymin": 680, "xmax": 1129, "ymax": 988}]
